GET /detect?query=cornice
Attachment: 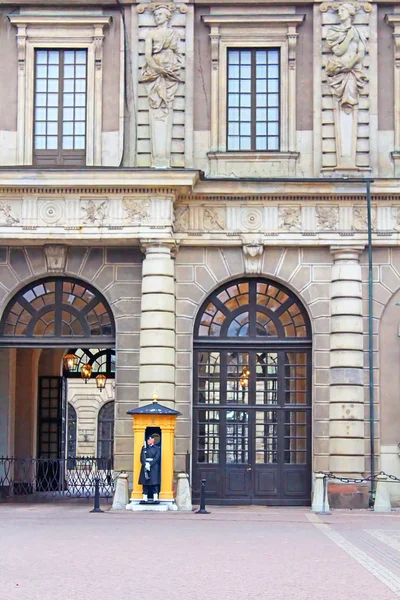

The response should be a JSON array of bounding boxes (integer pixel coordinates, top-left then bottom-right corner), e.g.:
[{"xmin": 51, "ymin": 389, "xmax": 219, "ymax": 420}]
[
  {"xmin": 0, "ymin": 169, "xmax": 200, "ymax": 193},
  {"xmin": 202, "ymin": 14, "xmax": 305, "ymax": 27},
  {"xmin": 8, "ymin": 14, "xmax": 112, "ymax": 26}
]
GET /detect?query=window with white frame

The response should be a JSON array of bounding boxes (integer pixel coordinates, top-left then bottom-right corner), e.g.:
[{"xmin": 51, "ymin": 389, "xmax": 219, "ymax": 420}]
[
  {"xmin": 203, "ymin": 13, "xmax": 304, "ymax": 173},
  {"xmin": 227, "ymin": 48, "xmax": 280, "ymax": 152},
  {"xmin": 9, "ymin": 13, "xmax": 111, "ymax": 167},
  {"xmin": 34, "ymin": 49, "xmax": 87, "ymax": 166}
]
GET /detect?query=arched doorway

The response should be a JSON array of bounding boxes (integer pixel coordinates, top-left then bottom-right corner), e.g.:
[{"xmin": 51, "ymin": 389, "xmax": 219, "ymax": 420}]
[
  {"xmin": 193, "ymin": 278, "xmax": 312, "ymax": 505},
  {"xmin": 0, "ymin": 276, "xmax": 116, "ymax": 494}
]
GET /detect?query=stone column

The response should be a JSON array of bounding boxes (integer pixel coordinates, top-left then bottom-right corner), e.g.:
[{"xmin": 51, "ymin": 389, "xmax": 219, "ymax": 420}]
[
  {"xmin": 329, "ymin": 246, "xmax": 365, "ymax": 476},
  {"xmin": 139, "ymin": 242, "xmax": 176, "ymax": 406}
]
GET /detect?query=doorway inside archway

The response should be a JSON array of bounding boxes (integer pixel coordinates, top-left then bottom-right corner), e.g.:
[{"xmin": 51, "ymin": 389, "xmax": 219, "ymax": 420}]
[
  {"xmin": 192, "ymin": 278, "xmax": 312, "ymax": 506},
  {"xmin": 0, "ymin": 277, "xmax": 116, "ymax": 498}
]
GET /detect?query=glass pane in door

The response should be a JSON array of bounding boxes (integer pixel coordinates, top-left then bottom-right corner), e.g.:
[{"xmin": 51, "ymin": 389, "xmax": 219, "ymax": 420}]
[
  {"xmin": 197, "ymin": 351, "xmax": 220, "ymax": 404},
  {"xmin": 226, "ymin": 352, "xmax": 250, "ymax": 404},
  {"xmin": 284, "ymin": 352, "xmax": 308, "ymax": 405},
  {"xmin": 284, "ymin": 410, "xmax": 308, "ymax": 464},
  {"xmin": 256, "ymin": 352, "xmax": 278, "ymax": 404},
  {"xmin": 197, "ymin": 410, "xmax": 220, "ymax": 464},
  {"xmin": 226, "ymin": 410, "xmax": 249, "ymax": 463},
  {"xmin": 255, "ymin": 410, "xmax": 278, "ymax": 463}
]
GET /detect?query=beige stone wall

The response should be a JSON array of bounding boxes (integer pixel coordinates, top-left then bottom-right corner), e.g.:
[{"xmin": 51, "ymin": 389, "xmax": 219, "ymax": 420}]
[{"xmin": 175, "ymin": 245, "xmax": 333, "ymax": 475}]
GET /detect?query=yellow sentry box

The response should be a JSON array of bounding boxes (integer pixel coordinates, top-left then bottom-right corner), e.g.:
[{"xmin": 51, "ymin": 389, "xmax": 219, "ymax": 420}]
[{"xmin": 127, "ymin": 398, "xmax": 181, "ymax": 502}]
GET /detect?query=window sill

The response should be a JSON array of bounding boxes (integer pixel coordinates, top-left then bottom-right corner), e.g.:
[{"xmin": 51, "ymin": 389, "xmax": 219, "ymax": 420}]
[
  {"xmin": 208, "ymin": 152, "xmax": 299, "ymax": 161},
  {"xmin": 207, "ymin": 151, "xmax": 299, "ymax": 177}
]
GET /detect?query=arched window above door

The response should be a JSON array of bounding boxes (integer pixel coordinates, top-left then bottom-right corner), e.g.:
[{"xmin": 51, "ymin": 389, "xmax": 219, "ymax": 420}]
[
  {"xmin": 0, "ymin": 277, "xmax": 115, "ymax": 346},
  {"xmin": 195, "ymin": 279, "xmax": 311, "ymax": 339}
]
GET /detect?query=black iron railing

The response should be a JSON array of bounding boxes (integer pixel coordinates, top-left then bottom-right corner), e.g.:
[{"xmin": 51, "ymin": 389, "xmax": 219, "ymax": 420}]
[{"xmin": 0, "ymin": 457, "xmax": 119, "ymax": 500}]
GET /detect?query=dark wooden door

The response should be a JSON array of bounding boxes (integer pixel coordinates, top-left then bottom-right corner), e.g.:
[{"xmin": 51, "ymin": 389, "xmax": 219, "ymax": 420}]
[
  {"xmin": 37, "ymin": 376, "xmax": 67, "ymax": 491},
  {"xmin": 193, "ymin": 349, "xmax": 311, "ymax": 505}
]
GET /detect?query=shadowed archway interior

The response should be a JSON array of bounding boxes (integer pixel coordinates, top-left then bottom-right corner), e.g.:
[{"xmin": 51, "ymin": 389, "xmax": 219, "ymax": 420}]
[{"xmin": 193, "ymin": 278, "xmax": 312, "ymax": 506}]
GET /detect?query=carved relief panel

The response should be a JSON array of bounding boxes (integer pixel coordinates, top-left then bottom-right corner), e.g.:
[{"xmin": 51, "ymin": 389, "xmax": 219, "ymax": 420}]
[
  {"xmin": 136, "ymin": 3, "xmax": 190, "ymax": 169},
  {"xmin": 319, "ymin": 2, "xmax": 375, "ymax": 173}
]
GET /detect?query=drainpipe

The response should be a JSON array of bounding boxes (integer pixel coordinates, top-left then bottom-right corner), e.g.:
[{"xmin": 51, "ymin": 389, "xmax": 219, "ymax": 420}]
[{"xmin": 366, "ymin": 179, "xmax": 375, "ymax": 501}]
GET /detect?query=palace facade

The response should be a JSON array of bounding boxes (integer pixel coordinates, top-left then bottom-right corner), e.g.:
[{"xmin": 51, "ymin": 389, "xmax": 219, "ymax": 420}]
[{"xmin": 0, "ymin": 0, "xmax": 400, "ymax": 507}]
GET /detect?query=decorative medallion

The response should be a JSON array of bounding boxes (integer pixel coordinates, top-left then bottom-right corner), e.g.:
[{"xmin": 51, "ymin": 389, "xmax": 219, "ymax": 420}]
[
  {"xmin": 39, "ymin": 201, "xmax": 63, "ymax": 225},
  {"xmin": 241, "ymin": 208, "xmax": 263, "ymax": 231}
]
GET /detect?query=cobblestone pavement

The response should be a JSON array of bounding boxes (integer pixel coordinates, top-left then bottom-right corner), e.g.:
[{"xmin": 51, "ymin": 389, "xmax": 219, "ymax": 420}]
[{"xmin": 2, "ymin": 504, "xmax": 400, "ymax": 600}]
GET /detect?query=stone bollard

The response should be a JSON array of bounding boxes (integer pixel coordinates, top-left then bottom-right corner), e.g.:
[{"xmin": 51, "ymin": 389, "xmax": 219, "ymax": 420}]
[
  {"xmin": 175, "ymin": 473, "xmax": 192, "ymax": 511},
  {"xmin": 311, "ymin": 473, "xmax": 331, "ymax": 514},
  {"xmin": 374, "ymin": 474, "xmax": 392, "ymax": 513},
  {"xmin": 112, "ymin": 472, "xmax": 129, "ymax": 510}
]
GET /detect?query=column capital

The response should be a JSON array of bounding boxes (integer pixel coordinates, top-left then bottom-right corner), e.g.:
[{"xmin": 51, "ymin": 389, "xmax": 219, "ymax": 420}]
[
  {"xmin": 140, "ymin": 239, "xmax": 179, "ymax": 257},
  {"xmin": 330, "ymin": 245, "xmax": 365, "ymax": 261}
]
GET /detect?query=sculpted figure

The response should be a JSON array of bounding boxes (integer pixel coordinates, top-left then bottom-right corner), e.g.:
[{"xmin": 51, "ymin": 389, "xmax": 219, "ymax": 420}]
[
  {"xmin": 325, "ymin": 3, "xmax": 367, "ymax": 114},
  {"xmin": 141, "ymin": 4, "xmax": 183, "ymax": 167}
]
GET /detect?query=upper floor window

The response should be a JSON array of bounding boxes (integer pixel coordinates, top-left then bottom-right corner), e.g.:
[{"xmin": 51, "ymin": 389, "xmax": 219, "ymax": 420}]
[
  {"xmin": 34, "ymin": 49, "xmax": 87, "ymax": 166},
  {"xmin": 227, "ymin": 48, "xmax": 280, "ymax": 152}
]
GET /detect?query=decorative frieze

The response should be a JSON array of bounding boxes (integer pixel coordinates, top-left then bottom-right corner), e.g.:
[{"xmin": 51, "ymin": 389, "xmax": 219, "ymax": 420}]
[
  {"xmin": 279, "ymin": 206, "xmax": 301, "ymax": 231},
  {"xmin": 316, "ymin": 206, "xmax": 339, "ymax": 231}
]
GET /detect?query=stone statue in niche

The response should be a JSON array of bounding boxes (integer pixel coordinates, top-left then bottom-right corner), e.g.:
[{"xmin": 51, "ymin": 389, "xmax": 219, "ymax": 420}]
[
  {"xmin": 141, "ymin": 3, "xmax": 184, "ymax": 168},
  {"xmin": 325, "ymin": 3, "xmax": 367, "ymax": 114}
]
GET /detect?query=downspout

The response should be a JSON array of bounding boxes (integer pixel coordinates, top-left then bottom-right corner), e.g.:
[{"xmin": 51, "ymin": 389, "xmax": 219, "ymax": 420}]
[{"xmin": 366, "ymin": 179, "xmax": 375, "ymax": 502}]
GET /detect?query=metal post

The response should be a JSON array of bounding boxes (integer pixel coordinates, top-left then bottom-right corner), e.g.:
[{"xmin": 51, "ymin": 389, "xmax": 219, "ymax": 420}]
[
  {"xmin": 90, "ymin": 477, "xmax": 104, "ymax": 513},
  {"xmin": 195, "ymin": 479, "xmax": 210, "ymax": 514},
  {"xmin": 366, "ymin": 180, "xmax": 375, "ymax": 502}
]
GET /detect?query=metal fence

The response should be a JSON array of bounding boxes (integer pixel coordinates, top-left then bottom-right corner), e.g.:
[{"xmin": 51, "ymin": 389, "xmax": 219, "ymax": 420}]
[{"xmin": 0, "ymin": 457, "xmax": 120, "ymax": 501}]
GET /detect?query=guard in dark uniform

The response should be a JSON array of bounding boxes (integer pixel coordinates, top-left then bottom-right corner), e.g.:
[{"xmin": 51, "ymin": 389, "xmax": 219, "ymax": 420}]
[{"xmin": 138, "ymin": 435, "xmax": 161, "ymax": 503}]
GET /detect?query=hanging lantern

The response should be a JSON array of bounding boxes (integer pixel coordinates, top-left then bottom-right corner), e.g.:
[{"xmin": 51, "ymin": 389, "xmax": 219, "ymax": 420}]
[
  {"xmin": 80, "ymin": 363, "xmax": 92, "ymax": 383},
  {"xmin": 96, "ymin": 373, "xmax": 107, "ymax": 391},
  {"xmin": 63, "ymin": 353, "xmax": 78, "ymax": 372},
  {"xmin": 239, "ymin": 366, "xmax": 250, "ymax": 389}
]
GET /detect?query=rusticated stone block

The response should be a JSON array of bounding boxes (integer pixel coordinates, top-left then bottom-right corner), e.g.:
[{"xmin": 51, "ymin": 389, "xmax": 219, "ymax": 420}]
[
  {"xmin": 330, "ymin": 367, "xmax": 364, "ymax": 386},
  {"xmin": 81, "ymin": 247, "xmax": 104, "ymax": 281},
  {"xmin": 140, "ymin": 329, "xmax": 175, "ymax": 348},
  {"xmin": 9, "ymin": 248, "xmax": 31, "ymax": 281}
]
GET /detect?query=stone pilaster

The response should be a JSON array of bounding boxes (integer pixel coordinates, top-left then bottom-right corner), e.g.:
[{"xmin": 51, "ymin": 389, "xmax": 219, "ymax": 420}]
[
  {"xmin": 329, "ymin": 246, "xmax": 365, "ymax": 477},
  {"xmin": 139, "ymin": 241, "xmax": 177, "ymax": 406}
]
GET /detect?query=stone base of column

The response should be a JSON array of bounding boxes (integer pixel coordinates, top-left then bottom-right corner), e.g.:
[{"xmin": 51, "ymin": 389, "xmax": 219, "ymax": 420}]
[
  {"xmin": 126, "ymin": 499, "xmax": 178, "ymax": 512},
  {"xmin": 328, "ymin": 481, "xmax": 370, "ymax": 509}
]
